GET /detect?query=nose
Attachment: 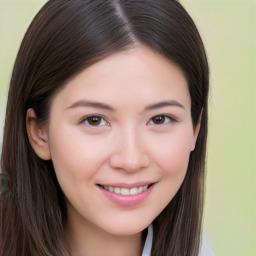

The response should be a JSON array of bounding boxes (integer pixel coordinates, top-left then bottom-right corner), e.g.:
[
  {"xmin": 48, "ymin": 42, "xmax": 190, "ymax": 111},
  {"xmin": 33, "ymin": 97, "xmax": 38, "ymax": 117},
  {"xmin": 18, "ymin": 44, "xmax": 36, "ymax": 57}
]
[{"xmin": 109, "ymin": 128, "xmax": 150, "ymax": 172}]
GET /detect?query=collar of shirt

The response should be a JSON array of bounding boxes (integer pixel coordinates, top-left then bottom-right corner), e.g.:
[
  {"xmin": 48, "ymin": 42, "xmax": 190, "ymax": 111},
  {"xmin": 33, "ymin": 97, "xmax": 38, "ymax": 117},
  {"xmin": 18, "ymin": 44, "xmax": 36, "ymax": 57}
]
[
  {"xmin": 141, "ymin": 224, "xmax": 215, "ymax": 256},
  {"xmin": 141, "ymin": 225, "xmax": 153, "ymax": 256}
]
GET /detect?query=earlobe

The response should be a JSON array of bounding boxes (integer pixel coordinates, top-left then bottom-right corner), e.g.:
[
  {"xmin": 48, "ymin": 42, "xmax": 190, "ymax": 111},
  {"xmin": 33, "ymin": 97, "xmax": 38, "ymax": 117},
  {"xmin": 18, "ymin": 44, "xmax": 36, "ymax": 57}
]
[
  {"xmin": 191, "ymin": 123, "xmax": 200, "ymax": 151},
  {"xmin": 191, "ymin": 110, "xmax": 203, "ymax": 151},
  {"xmin": 26, "ymin": 108, "xmax": 51, "ymax": 160}
]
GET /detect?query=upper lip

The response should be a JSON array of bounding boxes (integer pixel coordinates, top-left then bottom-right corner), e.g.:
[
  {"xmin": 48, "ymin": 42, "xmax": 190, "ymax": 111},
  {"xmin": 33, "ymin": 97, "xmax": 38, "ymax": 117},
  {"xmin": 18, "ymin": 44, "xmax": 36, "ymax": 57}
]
[{"xmin": 97, "ymin": 182, "xmax": 155, "ymax": 189}]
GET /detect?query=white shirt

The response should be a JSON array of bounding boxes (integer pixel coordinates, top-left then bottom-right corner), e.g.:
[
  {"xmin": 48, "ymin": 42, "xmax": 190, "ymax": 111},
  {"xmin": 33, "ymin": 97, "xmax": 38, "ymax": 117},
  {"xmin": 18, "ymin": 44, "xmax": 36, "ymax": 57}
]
[{"xmin": 141, "ymin": 225, "xmax": 215, "ymax": 256}]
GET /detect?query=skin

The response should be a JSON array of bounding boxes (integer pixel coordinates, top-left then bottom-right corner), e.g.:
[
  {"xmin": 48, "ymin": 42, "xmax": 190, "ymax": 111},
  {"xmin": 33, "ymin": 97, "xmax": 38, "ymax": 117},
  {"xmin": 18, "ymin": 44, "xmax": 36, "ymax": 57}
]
[{"xmin": 27, "ymin": 45, "xmax": 200, "ymax": 256}]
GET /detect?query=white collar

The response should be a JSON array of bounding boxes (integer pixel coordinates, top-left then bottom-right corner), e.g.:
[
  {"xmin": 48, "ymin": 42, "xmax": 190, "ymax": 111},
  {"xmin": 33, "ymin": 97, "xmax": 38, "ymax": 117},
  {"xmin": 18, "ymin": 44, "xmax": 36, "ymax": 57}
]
[
  {"xmin": 141, "ymin": 224, "xmax": 215, "ymax": 256},
  {"xmin": 141, "ymin": 225, "xmax": 153, "ymax": 256}
]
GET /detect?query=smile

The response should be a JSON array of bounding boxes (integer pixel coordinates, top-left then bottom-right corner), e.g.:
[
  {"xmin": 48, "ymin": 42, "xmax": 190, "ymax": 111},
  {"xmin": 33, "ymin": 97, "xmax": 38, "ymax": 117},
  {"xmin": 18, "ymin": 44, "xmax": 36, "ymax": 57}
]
[{"xmin": 98, "ymin": 185, "xmax": 149, "ymax": 196}]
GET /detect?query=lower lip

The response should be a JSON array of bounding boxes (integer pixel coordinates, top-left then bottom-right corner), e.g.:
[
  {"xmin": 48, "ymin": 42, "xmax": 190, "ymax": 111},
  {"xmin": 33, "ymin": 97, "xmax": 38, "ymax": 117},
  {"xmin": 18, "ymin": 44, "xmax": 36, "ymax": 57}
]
[{"xmin": 98, "ymin": 184, "xmax": 155, "ymax": 207}]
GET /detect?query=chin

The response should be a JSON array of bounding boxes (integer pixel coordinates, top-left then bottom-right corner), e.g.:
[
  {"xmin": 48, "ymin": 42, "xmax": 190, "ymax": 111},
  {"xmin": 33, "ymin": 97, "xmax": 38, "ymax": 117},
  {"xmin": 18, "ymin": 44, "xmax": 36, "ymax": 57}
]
[{"xmin": 102, "ymin": 220, "xmax": 150, "ymax": 237}]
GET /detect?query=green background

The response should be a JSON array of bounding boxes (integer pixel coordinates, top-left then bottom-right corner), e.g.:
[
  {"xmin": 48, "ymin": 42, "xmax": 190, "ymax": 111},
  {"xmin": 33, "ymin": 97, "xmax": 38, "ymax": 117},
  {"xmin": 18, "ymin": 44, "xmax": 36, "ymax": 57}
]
[{"xmin": 0, "ymin": 1, "xmax": 255, "ymax": 255}]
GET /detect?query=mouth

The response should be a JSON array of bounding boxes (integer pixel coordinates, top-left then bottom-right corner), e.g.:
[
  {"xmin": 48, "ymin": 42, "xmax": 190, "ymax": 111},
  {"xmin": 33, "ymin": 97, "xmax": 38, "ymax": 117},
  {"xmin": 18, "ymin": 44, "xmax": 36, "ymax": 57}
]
[{"xmin": 97, "ymin": 184, "xmax": 154, "ymax": 196}]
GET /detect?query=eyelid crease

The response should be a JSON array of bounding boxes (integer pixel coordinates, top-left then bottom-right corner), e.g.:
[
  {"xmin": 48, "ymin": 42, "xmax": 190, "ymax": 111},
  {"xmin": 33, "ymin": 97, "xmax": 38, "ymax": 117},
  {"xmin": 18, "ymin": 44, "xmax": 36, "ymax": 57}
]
[
  {"xmin": 157, "ymin": 113, "xmax": 179, "ymax": 121},
  {"xmin": 77, "ymin": 113, "xmax": 180, "ymax": 128},
  {"xmin": 79, "ymin": 114, "xmax": 110, "ymax": 127},
  {"xmin": 147, "ymin": 114, "xmax": 180, "ymax": 126}
]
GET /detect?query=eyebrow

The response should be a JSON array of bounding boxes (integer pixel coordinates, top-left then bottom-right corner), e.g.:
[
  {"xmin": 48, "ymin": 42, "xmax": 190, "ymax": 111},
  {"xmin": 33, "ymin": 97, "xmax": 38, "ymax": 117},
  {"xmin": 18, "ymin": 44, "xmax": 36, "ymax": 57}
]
[
  {"xmin": 67, "ymin": 99, "xmax": 185, "ymax": 112},
  {"xmin": 67, "ymin": 100, "xmax": 116, "ymax": 111},
  {"xmin": 144, "ymin": 100, "xmax": 185, "ymax": 111}
]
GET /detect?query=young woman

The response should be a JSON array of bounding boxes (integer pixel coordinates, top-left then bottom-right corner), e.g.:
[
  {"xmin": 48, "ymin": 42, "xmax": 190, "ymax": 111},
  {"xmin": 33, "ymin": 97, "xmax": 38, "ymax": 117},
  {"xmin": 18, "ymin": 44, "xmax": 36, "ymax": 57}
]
[{"xmin": 0, "ymin": 0, "xmax": 213, "ymax": 255}]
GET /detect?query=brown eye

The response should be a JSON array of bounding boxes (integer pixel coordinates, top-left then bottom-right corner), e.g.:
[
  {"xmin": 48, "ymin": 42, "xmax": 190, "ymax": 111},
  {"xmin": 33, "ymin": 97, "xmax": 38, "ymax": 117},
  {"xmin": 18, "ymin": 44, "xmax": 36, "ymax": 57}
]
[
  {"xmin": 83, "ymin": 115, "xmax": 108, "ymax": 127},
  {"xmin": 87, "ymin": 116, "xmax": 101, "ymax": 125},
  {"xmin": 149, "ymin": 115, "xmax": 176, "ymax": 125},
  {"xmin": 152, "ymin": 115, "xmax": 166, "ymax": 124}
]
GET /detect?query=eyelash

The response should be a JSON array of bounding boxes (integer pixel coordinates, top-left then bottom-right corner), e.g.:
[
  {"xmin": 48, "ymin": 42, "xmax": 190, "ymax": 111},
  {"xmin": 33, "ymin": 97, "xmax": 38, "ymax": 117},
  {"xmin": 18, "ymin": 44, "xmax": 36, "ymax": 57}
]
[
  {"xmin": 80, "ymin": 114, "xmax": 109, "ymax": 127},
  {"xmin": 79, "ymin": 114, "xmax": 178, "ymax": 127},
  {"xmin": 147, "ymin": 115, "xmax": 178, "ymax": 126}
]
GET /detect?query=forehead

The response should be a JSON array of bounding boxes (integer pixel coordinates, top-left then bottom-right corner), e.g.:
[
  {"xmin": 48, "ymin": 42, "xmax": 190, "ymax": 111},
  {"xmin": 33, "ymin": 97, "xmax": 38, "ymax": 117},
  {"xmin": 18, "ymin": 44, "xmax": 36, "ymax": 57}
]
[{"xmin": 51, "ymin": 45, "xmax": 190, "ymax": 111}]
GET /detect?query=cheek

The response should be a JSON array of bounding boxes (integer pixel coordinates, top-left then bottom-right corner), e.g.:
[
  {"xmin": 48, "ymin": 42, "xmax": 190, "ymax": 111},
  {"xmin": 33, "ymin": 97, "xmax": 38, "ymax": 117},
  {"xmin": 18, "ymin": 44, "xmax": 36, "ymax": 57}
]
[
  {"xmin": 150, "ymin": 129, "xmax": 193, "ymax": 178},
  {"xmin": 143, "ymin": 130, "xmax": 193, "ymax": 220},
  {"xmin": 48, "ymin": 125, "xmax": 111, "ymax": 184},
  {"xmin": 150, "ymin": 132, "xmax": 193, "ymax": 212}
]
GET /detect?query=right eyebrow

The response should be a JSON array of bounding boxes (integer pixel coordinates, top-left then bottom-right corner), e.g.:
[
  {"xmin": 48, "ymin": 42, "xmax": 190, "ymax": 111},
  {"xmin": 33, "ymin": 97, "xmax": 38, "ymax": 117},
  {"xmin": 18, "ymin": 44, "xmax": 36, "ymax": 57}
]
[
  {"xmin": 66, "ymin": 100, "xmax": 116, "ymax": 112},
  {"xmin": 144, "ymin": 100, "xmax": 185, "ymax": 111}
]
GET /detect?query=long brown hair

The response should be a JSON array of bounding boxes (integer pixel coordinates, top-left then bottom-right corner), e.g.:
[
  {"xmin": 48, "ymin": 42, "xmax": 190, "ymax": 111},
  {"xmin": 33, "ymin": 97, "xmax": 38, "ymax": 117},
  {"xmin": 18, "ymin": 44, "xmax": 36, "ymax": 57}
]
[{"xmin": 0, "ymin": 1, "xmax": 209, "ymax": 255}]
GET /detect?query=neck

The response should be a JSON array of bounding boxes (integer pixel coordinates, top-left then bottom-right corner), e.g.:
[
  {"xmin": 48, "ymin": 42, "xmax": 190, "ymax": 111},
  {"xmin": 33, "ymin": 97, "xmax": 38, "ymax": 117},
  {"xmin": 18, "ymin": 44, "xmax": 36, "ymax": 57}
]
[{"xmin": 65, "ymin": 208, "xmax": 144, "ymax": 256}]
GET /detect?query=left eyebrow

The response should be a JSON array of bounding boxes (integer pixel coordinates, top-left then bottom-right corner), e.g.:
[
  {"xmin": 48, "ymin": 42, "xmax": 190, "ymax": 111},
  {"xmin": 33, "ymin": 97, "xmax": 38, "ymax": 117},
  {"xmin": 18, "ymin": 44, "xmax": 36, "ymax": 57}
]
[
  {"xmin": 66, "ymin": 100, "xmax": 116, "ymax": 111},
  {"xmin": 144, "ymin": 100, "xmax": 185, "ymax": 111}
]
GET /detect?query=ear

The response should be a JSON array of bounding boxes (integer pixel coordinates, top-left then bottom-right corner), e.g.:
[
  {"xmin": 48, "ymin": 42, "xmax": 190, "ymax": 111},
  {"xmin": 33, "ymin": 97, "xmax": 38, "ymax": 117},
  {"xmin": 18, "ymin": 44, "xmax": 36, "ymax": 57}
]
[
  {"xmin": 26, "ymin": 108, "xmax": 51, "ymax": 160},
  {"xmin": 191, "ymin": 110, "xmax": 203, "ymax": 151}
]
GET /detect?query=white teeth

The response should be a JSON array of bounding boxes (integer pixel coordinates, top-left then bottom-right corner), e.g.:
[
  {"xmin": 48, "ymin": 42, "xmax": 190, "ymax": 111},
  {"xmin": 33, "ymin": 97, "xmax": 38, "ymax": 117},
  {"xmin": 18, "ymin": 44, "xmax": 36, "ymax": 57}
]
[
  {"xmin": 120, "ymin": 188, "xmax": 129, "ymax": 195},
  {"xmin": 108, "ymin": 186, "xmax": 114, "ymax": 192},
  {"xmin": 130, "ymin": 187, "xmax": 138, "ymax": 195},
  {"xmin": 114, "ymin": 187, "xmax": 121, "ymax": 194},
  {"xmin": 101, "ymin": 185, "xmax": 149, "ymax": 195}
]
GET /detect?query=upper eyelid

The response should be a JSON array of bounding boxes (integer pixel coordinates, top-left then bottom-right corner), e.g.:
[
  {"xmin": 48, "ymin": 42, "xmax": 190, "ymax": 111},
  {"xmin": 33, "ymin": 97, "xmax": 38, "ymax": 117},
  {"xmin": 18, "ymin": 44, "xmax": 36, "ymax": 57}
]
[
  {"xmin": 149, "ymin": 114, "xmax": 179, "ymax": 122},
  {"xmin": 78, "ymin": 113, "xmax": 178, "ymax": 125},
  {"xmin": 79, "ymin": 114, "xmax": 109, "ymax": 125},
  {"xmin": 146, "ymin": 114, "xmax": 180, "ymax": 127}
]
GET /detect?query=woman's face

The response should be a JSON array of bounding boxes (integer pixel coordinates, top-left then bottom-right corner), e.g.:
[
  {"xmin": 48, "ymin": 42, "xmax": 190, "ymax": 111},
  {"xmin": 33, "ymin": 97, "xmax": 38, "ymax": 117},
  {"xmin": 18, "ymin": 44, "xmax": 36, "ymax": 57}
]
[{"xmin": 44, "ymin": 46, "xmax": 199, "ymax": 236}]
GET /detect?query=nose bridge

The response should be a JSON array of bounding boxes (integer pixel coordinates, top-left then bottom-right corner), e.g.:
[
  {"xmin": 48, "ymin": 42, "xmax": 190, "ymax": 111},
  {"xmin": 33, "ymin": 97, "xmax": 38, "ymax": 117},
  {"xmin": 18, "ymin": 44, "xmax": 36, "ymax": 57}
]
[{"xmin": 109, "ymin": 124, "xmax": 149, "ymax": 172}]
